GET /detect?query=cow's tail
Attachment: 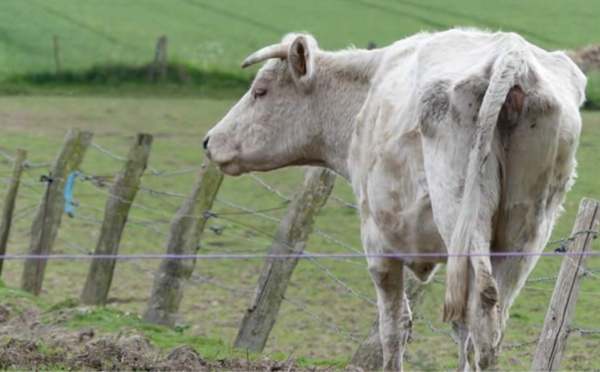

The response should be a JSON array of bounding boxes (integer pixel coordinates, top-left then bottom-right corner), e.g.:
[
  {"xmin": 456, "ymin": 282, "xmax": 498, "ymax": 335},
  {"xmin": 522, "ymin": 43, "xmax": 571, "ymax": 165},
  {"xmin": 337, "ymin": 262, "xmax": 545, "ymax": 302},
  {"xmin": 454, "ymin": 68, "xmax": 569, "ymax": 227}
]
[{"xmin": 443, "ymin": 50, "xmax": 528, "ymax": 323}]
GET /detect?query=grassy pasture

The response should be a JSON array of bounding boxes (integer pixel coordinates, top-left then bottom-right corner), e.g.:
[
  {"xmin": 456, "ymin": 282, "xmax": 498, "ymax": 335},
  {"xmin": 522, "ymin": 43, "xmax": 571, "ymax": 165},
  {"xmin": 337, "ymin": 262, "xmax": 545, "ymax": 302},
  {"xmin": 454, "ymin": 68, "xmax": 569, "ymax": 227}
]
[
  {"xmin": 0, "ymin": 96, "xmax": 598, "ymax": 370},
  {"xmin": 1, "ymin": 0, "xmax": 600, "ymax": 105},
  {"xmin": 1, "ymin": 0, "xmax": 599, "ymax": 369},
  {"xmin": 2, "ymin": 0, "xmax": 600, "ymax": 74}
]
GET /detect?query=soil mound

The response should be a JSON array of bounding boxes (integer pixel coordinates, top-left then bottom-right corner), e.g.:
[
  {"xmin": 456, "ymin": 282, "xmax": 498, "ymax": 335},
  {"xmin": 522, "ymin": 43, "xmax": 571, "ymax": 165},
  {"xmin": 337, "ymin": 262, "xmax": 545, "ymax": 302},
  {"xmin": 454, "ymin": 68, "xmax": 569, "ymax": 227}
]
[{"xmin": 0, "ymin": 302, "xmax": 327, "ymax": 371}]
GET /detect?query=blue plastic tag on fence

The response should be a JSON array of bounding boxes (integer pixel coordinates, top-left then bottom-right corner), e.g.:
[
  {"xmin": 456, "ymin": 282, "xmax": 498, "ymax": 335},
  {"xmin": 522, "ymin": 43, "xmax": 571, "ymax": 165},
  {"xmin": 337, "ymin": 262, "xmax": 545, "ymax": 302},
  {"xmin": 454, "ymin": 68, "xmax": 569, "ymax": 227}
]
[{"xmin": 63, "ymin": 171, "xmax": 80, "ymax": 217}]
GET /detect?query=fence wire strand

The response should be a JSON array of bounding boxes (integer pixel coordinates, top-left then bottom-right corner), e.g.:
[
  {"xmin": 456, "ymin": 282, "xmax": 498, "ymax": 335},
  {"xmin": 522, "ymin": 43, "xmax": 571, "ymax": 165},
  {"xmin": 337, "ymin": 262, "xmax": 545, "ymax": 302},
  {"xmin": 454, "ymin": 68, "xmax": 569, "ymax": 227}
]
[{"xmin": 2, "ymin": 142, "xmax": 599, "ymax": 363}]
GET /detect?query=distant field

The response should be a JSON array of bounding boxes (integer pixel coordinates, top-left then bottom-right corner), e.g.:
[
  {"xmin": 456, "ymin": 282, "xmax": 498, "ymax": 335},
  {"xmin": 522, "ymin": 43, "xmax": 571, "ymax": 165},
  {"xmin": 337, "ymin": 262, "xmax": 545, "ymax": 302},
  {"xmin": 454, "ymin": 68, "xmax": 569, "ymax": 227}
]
[
  {"xmin": 0, "ymin": 96, "xmax": 598, "ymax": 370},
  {"xmin": 2, "ymin": 0, "xmax": 600, "ymax": 74},
  {"xmin": 1, "ymin": 0, "xmax": 600, "ymax": 105}
]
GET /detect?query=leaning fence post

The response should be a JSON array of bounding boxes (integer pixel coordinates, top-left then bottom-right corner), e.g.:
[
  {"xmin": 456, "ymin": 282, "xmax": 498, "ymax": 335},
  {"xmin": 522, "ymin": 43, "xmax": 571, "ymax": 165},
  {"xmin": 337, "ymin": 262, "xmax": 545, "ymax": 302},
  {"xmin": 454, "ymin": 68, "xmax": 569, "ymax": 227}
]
[
  {"xmin": 143, "ymin": 158, "xmax": 223, "ymax": 327},
  {"xmin": 0, "ymin": 149, "xmax": 27, "ymax": 276},
  {"xmin": 531, "ymin": 198, "xmax": 599, "ymax": 371},
  {"xmin": 234, "ymin": 168, "xmax": 336, "ymax": 352},
  {"xmin": 351, "ymin": 275, "xmax": 431, "ymax": 370},
  {"xmin": 81, "ymin": 134, "xmax": 153, "ymax": 305},
  {"xmin": 21, "ymin": 130, "xmax": 93, "ymax": 295}
]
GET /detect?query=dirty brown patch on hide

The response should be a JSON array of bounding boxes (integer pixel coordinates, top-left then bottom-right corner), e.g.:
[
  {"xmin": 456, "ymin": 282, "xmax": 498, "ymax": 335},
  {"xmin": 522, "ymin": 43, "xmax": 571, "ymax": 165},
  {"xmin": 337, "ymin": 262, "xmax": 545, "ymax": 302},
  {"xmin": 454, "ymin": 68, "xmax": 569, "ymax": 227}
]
[
  {"xmin": 419, "ymin": 80, "xmax": 450, "ymax": 137},
  {"xmin": 498, "ymin": 85, "xmax": 525, "ymax": 132},
  {"xmin": 478, "ymin": 262, "xmax": 499, "ymax": 311},
  {"xmin": 522, "ymin": 166, "xmax": 554, "ymax": 223},
  {"xmin": 388, "ymin": 190, "xmax": 403, "ymax": 211},
  {"xmin": 523, "ymin": 90, "xmax": 560, "ymax": 116},
  {"xmin": 406, "ymin": 261, "xmax": 436, "ymax": 282},
  {"xmin": 375, "ymin": 210, "xmax": 403, "ymax": 232},
  {"xmin": 382, "ymin": 155, "xmax": 406, "ymax": 178},
  {"xmin": 494, "ymin": 203, "xmax": 536, "ymax": 252},
  {"xmin": 450, "ymin": 105, "xmax": 462, "ymax": 125},
  {"xmin": 453, "ymin": 76, "xmax": 489, "ymax": 104},
  {"xmin": 447, "ymin": 76, "xmax": 488, "ymax": 134},
  {"xmin": 369, "ymin": 266, "xmax": 393, "ymax": 288}
]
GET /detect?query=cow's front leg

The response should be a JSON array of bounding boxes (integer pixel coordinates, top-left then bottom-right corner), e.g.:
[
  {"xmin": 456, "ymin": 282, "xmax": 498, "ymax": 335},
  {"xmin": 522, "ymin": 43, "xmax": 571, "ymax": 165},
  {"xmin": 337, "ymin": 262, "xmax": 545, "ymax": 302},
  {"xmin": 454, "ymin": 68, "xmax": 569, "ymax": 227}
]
[
  {"xmin": 369, "ymin": 258, "xmax": 411, "ymax": 371},
  {"xmin": 453, "ymin": 320, "xmax": 472, "ymax": 371},
  {"xmin": 466, "ymin": 256, "xmax": 500, "ymax": 371}
]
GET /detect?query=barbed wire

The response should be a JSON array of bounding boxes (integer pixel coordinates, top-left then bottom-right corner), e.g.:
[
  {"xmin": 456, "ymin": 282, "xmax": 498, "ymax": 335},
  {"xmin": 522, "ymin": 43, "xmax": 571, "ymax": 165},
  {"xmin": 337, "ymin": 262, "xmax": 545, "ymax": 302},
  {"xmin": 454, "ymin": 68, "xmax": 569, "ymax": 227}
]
[
  {"xmin": 305, "ymin": 257, "xmax": 377, "ymax": 306},
  {"xmin": 10, "ymin": 203, "xmax": 40, "ymax": 225},
  {"xmin": 126, "ymin": 250, "xmax": 363, "ymax": 344},
  {"xmin": 211, "ymin": 195, "xmax": 364, "ymax": 255},
  {"xmin": 433, "ymin": 265, "xmax": 600, "ymax": 286},
  {"xmin": 414, "ymin": 316, "xmax": 457, "ymax": 344},
  {"xmin": 521, "ymin": 263, "xmax": 600, "ymax": 288},
  {"xmin": 330, "ymin": 195, "xmax": 359, "ymax": 210},
  {"xmin": 64, "ymin": 219, "xmax": 596, "ymax": 346},
  {"xmin": 50, "ymin": 221, "xmax": 365, "ymax": 345},
  {"xmin": 90, "ymin": 142, "xmax": 128, "ymax": 162},
  {"xmin": 0, "ymin": 148, "xmax": 50, "ymax": 169},
  {"xmin": 3, "ymin": 143, "xmax": 598, "ymax": 360},
  {"xmin": 247, "ymin": 173, "xmax": 291, "ymax": 202},
  {"xmin": 75, "ymin": 212, "xmax": 171, "ymax": 237},
  {"xmin": 60, "ymin": 180, "xmax": 367, "ymax": 267},
  {"xmin": 0, "ymin": 175, "xmax": 46, "ymax": 189},
  {"xmin": 91, "ymin": 141, "xmax": 197, "ymax": 178},
  {"xmin": 565, "ymin": 255, "xmax": 600, "ymax": 280},
  {"xmin": 247, "ymin": 172, "xmax": 358, "ymax": 210},
  {"xmin": 503, "ymin": 337, "xmax": 540, "ymax": 351},
  {"xmin": 4, "ymin": 246, "xmax": 600, "ymax": 261},
  {"xmin": 523, "ymin": 286, "xmax": 600, "ymax": 296},
  {"xmin": 280, "ymin": 296, "xmax": 362, "ymax": 344},
  {"xmin": 49, "ymin": 228, "xmax": 589, "ymax": 352},
  {"xmin": 569, "ymin": 327, "xmax": 600, "ymax": 336},
  {"xmin": 412, "ymin": 318, "xmax": 600, "ymax": 351},
  {"xmin": 142, "ymin": 167, "xmax": 198, "ymax": 178}
]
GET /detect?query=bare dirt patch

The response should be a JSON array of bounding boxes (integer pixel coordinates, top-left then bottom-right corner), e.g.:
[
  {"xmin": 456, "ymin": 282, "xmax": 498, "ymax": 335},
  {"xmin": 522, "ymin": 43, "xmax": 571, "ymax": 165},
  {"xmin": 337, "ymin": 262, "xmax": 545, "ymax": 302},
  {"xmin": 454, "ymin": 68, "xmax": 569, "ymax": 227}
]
[{"xmin": 0, "ymin": 301, "xmax": 328, "ymax": 371}]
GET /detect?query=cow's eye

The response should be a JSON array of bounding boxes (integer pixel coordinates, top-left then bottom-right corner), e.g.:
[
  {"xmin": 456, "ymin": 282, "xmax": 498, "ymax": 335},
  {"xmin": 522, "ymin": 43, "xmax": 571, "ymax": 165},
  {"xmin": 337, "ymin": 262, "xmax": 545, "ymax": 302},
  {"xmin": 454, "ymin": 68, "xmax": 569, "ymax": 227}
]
[{"xmin": 254, "ymin": 88, "xmax": 267, "ymax": 98}]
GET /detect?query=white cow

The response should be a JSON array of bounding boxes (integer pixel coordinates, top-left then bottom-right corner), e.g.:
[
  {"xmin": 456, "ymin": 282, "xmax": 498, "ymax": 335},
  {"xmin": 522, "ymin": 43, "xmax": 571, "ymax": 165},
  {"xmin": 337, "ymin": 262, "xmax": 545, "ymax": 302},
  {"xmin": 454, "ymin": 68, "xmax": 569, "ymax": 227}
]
[{"xmin": 205, "ymin": 29, "xmax": 586, "ymax": 371}]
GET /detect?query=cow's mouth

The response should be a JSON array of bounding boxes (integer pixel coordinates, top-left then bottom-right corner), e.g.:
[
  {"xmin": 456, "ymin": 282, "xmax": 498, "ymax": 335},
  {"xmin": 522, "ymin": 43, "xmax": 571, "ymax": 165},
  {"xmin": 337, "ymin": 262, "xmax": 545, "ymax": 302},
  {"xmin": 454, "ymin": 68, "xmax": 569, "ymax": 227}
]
[{"xmin": 215, "ymin": 160, "xmax": 243, "ymax": 177}]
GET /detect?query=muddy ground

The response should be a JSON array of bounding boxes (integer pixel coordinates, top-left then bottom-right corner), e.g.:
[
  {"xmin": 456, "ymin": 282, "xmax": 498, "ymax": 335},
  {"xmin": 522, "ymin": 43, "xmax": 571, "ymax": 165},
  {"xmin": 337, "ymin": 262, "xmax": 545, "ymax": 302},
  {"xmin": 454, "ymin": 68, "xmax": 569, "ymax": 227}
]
[{"xmin": 0, "ymin": 299, "xmax": 334, "ymax": 371}]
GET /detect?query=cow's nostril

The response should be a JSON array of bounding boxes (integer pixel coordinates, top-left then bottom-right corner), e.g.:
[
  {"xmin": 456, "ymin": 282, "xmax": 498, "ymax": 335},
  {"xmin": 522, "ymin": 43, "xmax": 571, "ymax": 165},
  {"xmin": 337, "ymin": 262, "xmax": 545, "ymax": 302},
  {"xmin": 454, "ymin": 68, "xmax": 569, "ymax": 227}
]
[{"xmin": 203, "ymin": 136, "xmax": 210, "ymax": 151}]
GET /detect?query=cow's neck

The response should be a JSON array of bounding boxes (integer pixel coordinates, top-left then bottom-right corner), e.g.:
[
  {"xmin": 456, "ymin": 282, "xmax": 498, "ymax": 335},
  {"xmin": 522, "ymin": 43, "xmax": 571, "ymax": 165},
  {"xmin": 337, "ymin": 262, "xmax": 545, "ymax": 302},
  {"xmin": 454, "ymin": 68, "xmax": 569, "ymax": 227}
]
[{"xmin": 312, "ymin": 49, "xmax": 382, "ymax": 180}]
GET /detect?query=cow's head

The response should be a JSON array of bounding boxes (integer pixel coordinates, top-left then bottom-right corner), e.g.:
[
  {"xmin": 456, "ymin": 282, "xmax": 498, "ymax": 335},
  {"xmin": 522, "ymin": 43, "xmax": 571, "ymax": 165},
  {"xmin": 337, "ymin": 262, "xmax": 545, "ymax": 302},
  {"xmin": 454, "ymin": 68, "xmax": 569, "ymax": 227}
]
[{"xmin": 204, "ymin": 34, "xmax": 322, "ymax": 176}]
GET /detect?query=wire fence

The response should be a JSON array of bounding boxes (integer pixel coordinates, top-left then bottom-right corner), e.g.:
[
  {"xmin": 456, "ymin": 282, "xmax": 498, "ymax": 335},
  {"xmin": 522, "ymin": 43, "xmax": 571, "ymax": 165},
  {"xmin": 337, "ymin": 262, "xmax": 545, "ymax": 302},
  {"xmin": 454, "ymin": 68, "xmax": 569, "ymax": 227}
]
[{"xmin": 0, "ymin": 140, "xmax": 599, "ymax": 367}]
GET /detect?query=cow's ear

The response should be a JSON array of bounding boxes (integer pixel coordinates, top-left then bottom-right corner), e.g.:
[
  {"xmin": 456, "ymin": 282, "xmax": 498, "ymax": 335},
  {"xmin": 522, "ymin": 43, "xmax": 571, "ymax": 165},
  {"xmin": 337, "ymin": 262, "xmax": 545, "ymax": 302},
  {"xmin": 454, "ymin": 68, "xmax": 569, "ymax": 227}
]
[{"xmin": 288, "ymin": 36, "xmax": 315, "ymax": 91}]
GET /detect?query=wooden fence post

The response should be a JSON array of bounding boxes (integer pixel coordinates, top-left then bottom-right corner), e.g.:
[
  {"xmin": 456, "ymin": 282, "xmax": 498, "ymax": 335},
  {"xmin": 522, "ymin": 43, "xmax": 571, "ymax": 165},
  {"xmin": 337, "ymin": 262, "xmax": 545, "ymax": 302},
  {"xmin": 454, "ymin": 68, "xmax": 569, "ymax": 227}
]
[
  {"xmin": 0, "ymin": 149, "xmax": 27, "ymax": 276},
  {"xmin": 21, "ymin": 130, "xmax": 93, "ymax": 295},
  {"xmin": 143, "ymin": 158, "xmax": 223, "ymax": 327},
  {"xmin": 531, "ymin": 198, "xmax": 599, "ymax": 371},
  {"xmin": 234, "ymin": 168, "xmax": 336, "ymax": 352},
  {"xmin": 351, "ymin": 275, "xmax": 431, "ymax": 370},
  {"xmin": 149, "ymin": 36, "xmax": 168, "ymax": 82},
  {"xmin": 81, "ymin": 134, "xmax": 153, "ymax": 305}
]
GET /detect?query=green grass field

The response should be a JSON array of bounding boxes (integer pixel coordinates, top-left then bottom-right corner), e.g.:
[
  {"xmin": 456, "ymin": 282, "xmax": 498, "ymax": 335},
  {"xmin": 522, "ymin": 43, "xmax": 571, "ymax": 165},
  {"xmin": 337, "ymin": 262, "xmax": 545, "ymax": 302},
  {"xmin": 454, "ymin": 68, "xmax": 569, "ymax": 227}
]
[
  {"xmin": 1, "ymin": 1, "xmax": 599, "ymax": 370},
  {"xmin": 1, "ymin": 0, "xmax": 600, "ymax": 106},
  {"xmin": 0, "ymin": 96, "xmax": 598, "ymax": 370},
  {"xmin": 2, "ymin": 0, "xmax": 600, "ymax": 74}
]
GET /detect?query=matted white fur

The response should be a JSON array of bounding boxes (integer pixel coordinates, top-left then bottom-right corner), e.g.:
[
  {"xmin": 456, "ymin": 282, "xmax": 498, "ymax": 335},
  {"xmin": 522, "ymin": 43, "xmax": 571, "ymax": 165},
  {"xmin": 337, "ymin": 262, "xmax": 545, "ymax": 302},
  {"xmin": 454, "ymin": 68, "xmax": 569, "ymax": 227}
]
[{"xmin": 206, "ymin": 28, "xmax": 587, "ymax": 371}]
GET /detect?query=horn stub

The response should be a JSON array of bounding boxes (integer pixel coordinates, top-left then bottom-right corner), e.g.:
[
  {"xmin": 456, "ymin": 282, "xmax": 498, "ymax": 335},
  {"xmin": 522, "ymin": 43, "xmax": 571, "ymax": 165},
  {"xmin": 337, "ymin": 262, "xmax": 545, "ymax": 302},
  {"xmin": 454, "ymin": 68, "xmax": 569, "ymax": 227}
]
[{"xmin": 241, "ymin": 44, "xmax": 289, "ymax": 68}]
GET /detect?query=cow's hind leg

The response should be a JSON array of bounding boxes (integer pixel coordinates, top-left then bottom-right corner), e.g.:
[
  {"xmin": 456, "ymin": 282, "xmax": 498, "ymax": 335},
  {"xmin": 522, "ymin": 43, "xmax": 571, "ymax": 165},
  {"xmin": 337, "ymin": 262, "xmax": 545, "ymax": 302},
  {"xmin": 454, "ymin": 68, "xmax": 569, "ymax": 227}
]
[
  {"xmin": 369, "ymin": 258, "xmax": 411, "ymax": 371},
  {"xmin": 492, "ymin": 90, "xmax": 571, "ymax": 349},
  {"xmin": 420, "ymin": 77, "xmax": 503, "ymax": 370}
]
